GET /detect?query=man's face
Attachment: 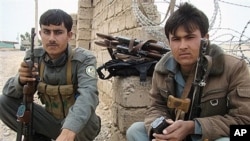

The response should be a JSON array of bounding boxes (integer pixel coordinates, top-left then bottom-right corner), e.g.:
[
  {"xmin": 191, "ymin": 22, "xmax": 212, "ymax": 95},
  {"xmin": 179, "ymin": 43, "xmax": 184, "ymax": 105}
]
[
  {"xmin": 168, "ymin": 26, "xmax": 207, "ymax": 72},
  {"xmin": 39, "ymin": 23, "xmax": 72, "ymax": 59}
]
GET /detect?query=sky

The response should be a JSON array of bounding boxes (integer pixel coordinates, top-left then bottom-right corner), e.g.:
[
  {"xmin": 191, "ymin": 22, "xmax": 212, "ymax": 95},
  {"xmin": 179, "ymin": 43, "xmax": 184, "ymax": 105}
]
[
  {"xmin": 155, "ymin": 0, "xmax": 250, "ymax": 43},
  {"xmin": 0, "ymin": 0, "xmax": 78, "ymax": 42},
  {"xmin": 0, "ymin": 0, "xmax": 250, "ymax": 43}
]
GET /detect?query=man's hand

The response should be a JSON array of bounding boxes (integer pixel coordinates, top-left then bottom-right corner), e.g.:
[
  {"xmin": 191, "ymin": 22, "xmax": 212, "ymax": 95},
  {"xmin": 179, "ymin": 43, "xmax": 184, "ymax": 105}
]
[
  {"xmin": 152, "ymin": 120, "xmax": 195, "ymax": 141},
  {"xmin": 56, "ymin": 128, "xmax": 76, "ymax": 141},
  {"xmin": 18, "ymin": 61, "xmax": 38, "ymax": 85}
]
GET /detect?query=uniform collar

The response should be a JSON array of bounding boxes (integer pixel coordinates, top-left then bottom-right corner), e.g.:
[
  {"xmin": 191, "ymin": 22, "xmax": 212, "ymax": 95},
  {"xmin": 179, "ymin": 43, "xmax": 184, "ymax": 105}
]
[{"xmin": 43, "ymin": 47, "xmax": 69, "ymax": 68}]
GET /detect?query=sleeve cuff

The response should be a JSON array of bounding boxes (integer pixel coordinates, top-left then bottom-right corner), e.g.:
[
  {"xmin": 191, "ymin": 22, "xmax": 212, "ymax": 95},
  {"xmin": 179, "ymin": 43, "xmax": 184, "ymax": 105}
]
[{"xmin": 194, "ymin": 119, "xmax": 202, "ymax": 134}]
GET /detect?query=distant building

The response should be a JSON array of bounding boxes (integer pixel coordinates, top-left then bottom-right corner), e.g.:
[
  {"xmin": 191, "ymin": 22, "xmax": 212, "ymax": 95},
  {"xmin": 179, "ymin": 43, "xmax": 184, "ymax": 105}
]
[{"xmin": 0, "ymin": 41, "xmax": 15, "ymax": 48}]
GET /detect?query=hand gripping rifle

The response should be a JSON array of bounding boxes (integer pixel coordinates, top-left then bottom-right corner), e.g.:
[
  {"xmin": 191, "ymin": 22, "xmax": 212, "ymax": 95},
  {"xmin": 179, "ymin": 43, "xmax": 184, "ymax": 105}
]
[{"xmin": 16, "ymin": 28, "xmax": 36, "ymax": 141}]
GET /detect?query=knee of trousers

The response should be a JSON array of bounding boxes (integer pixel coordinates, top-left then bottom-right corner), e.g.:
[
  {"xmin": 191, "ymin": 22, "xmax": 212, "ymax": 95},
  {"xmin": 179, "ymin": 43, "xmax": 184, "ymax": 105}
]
[
  {"xmin": 215, "ymin": 137, "xmax": 230, "ymax": 141},
  {"xmin": 0, "ymin": 95, "xmax": 20, "ymax": 116},
  {"xmin": 126, "ymin": 122, "xmax": 146, "ymax": 138},
  {"xmin": 0, "ymin": 94, "xmax": 22, "ymax": 131},
  {"xmin": 0, "ymin": 94, "xmax": 11, "ymax": 111},
  {"xmin": 0, "ymin": 94, "xmax": 19, "ymax": 107}
]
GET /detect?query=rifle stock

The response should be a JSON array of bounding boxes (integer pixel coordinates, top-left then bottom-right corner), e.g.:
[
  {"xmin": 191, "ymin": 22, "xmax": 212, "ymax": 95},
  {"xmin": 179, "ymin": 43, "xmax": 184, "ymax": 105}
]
[
  {"xmin": 16, "ymin": 28, "xmax": 36, "ymax": 141},
  {"xmin": 115, "ymin": 36, "xmax": 170, "ymax": 55},
  {"xmin": 95, "ymin": 33, "xmax": 170, "ymax": 60}
]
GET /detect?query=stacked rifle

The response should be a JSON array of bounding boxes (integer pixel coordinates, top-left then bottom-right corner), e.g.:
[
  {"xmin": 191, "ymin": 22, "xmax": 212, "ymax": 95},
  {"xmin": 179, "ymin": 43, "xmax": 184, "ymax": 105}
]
[{"xmin": 94, "ymin": 33, "xmax": 170, "ymax": 61}]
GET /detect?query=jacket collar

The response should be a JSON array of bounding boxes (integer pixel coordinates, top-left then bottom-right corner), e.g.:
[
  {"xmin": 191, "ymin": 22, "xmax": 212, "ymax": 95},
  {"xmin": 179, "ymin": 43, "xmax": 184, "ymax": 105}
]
[{"xmin": 42, "ymin": 45, "xmax": 70, "ymax": 68}]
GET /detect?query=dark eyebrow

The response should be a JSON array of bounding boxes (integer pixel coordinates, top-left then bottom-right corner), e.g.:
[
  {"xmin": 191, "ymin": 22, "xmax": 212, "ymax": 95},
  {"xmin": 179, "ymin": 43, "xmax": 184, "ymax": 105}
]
[
  {"xmin": 42, "ymin": 28, "xmax": 64, "ymax": 32},
  {"xmin": 173, "ymin": 32, "xmax": 197, "ymax": 38}
]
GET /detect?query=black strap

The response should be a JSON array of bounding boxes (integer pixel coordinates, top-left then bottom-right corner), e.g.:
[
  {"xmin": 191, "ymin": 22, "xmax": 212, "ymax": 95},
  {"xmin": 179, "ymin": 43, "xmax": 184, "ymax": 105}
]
[
  {"xmin": 96, "ymin": 59, "xmax": 157, "ymax": 82},
  {"xmin": 135, "ymin": 60, "xmax": 157, "ymax": 82},
  {"xmin": 96, "ymin": 60, "xmax": 132, "ymax": 80}
]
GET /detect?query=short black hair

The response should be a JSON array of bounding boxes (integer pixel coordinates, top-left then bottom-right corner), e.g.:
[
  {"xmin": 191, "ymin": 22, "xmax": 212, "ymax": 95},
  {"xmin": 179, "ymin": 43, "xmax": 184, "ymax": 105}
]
[
  {"xmin": 164, "ymin": 2, "xmax": 209, "ymax": 39},
  {"xmin": 39, "ymin": 9, "xmax": 73, "ymax": 32}
]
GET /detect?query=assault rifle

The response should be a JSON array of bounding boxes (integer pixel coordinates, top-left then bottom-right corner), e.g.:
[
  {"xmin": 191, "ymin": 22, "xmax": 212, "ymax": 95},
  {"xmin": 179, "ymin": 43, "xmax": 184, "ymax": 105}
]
[
  {"xmin": 95, "ymin": 33, "xmax": 170, "ymax": 60},
  {"xmin": 188, "ymin": 38, "xmax": 211, "ymax": 120},
  {"xmin": 95, "ymin": 33, "xmax": 170, "ymax": 84},
  {"xmin": 16, "ymin": 28, "xmax": 36, "ymax": 141}
]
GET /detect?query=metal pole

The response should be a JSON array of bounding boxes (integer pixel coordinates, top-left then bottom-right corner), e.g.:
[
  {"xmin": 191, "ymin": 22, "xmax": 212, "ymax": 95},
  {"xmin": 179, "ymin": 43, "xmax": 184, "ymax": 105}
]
[{"xmin": 34, "ymin": 0, "xmax": 39, "ymax": 47}]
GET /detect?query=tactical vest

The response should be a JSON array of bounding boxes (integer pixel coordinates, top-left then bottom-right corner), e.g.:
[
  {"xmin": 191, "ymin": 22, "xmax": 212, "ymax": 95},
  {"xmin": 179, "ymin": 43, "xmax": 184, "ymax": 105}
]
[{"xmin": 37, "ymin": 49, "xmax": 75, "ymax": 120}]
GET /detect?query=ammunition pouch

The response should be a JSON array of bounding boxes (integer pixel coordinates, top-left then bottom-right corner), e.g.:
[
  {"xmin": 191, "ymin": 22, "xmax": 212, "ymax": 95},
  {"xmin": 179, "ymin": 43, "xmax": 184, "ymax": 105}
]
[
  {"xmin": 37, "ymin": 48, "xmax": 76, "ymax": 120},
  {"xmin": 37, "ymin": 82, "xmax": 75, "ymax": 120}
]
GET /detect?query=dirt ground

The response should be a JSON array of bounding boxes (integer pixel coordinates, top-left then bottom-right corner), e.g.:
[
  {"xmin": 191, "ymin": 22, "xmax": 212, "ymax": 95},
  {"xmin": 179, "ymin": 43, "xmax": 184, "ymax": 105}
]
[{"xmin": 0, "ymin": 48, "xmax": 112, "ymax": 141}]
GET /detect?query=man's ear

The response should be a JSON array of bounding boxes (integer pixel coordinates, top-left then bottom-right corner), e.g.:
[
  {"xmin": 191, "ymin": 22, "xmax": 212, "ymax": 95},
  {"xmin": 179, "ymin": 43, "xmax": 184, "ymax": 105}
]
[
  {"xmin": 67, "ymin": 31, "xmax": 73, "ymax": 40},
  {"xmin": 203, "ymin": 33, "xmax": 210, "ymax": 49},
  {"xmin": 204, "ymin": 33, "xmax": 209, "ymax": 40}
]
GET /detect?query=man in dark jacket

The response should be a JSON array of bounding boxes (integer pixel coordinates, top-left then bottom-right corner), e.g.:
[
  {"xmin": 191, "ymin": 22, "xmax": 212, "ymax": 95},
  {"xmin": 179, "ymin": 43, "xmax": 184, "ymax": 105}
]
[{"xmin": 126, "ymin": 2, "xmax": 250, "ymax": 141}]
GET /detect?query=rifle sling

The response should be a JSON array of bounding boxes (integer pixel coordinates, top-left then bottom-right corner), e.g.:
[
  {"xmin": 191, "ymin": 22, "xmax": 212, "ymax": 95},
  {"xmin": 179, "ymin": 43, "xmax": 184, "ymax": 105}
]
[
  {"xmin": 175, "ymin": 55, "xmax": 212, "ymax": 120},
  {"xmin": 175, "ymin": 67, "xmax": 195, "ymax": 120}
]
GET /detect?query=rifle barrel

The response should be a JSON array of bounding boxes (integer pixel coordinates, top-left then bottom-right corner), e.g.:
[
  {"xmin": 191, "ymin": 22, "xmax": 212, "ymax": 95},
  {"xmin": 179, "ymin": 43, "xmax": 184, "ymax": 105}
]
[
  {"xmin": 16, "ymin": 28, "xmax": 36, "ymax": 141},
  {"xmin": 147, "ymin": 42, "xmax": 170, "ymax": 53}
]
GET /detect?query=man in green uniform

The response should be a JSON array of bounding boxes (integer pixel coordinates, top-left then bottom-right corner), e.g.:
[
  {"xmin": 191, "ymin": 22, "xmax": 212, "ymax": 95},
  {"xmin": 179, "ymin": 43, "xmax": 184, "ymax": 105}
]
[{"xmin": 0, "ymin": 9, "xmax": 100, "ymax": 141}]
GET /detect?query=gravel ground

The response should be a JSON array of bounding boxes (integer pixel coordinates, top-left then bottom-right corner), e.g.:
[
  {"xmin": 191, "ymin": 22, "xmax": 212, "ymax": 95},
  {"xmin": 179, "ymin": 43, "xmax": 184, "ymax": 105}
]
[{"xmin": 0, "ymin": 48, "xmax": 112, "ymax": 141}]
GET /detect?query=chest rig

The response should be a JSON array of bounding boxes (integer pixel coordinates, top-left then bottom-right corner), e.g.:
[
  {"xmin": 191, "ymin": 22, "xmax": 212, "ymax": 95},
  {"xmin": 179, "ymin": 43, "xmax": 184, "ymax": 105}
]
[{"xmin": 37, "ymin": 49, "xmax": 75, "ymax": 120}]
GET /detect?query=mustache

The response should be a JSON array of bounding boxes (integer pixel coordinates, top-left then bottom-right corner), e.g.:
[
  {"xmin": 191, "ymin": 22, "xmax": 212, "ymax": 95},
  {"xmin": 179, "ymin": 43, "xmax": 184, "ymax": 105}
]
[{"xmin": 46, "ymin": 43, "xmax": 58, "ymax": 46}]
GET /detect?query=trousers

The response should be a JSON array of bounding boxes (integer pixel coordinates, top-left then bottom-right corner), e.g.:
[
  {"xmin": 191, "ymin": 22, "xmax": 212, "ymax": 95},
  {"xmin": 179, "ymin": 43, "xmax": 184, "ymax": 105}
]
[
  {"xmin": 0, "ymin": 94, "xmax": 100, "ymax": 141},
  {"xmin": 126, "ymin": 122, "xmax": 230, "ymax": 141}
]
